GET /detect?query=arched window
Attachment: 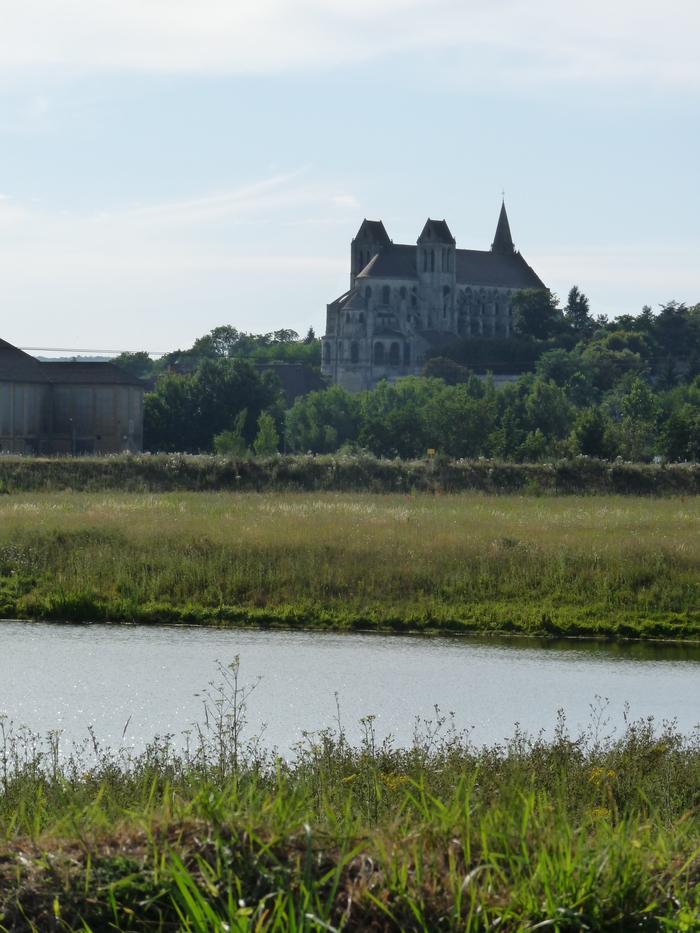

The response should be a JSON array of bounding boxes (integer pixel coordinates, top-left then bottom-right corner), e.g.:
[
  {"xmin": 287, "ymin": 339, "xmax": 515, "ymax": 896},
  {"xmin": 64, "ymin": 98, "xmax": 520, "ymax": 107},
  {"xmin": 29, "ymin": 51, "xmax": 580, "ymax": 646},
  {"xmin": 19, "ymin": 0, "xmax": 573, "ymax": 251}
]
[
  {"xmin": 364, "ymin": 286, "xmax": 372, "ymax": 302},
  {"xmin": 374, "ymin": 342, "xmax": 384, "ymax": 365},
  {"xmin": 351, "ymin": 341, "xmax": 359, "ymax": 364},
  {"xmin": 346, "ymin": 312, "xmax": 350, "ymax": 323},
  {"xmin": 430, "ymin": 250, "xmax": 435, "ymax": 272},
  {"xmin": 358, "ymin": 251, "xmax": 363, "ymax": 270},
  {"xmin": 423, "ymin": 250, "xmax": 428, "ymax": 272},
  {"xmin": 358, "ymin": 311, "xmax": 365, "ymax": 324},
  {"xmin": 403, "ymin": 343, "xmax": 411, "ymax": 366},
  {"xmin": 323, "ymin": 342, "xmax": 331, "ymax": 364},
  {"xmin": 338, "ymin": 341, "xmax": 344, "ymax": 360},
  {"xmin": 390, "ymin": 342, "xmax": 400, "ymax": 365},
  {"xmin": 400, "ymin": 286, "xmax": 407, "ymax": 299},
  {"xmin": 411, "ymin": 295, "xmax": 417, "ymax": 308},
  {"xmin": 382, "ymin": 285, "xmax": 390, "ymax": 305}
]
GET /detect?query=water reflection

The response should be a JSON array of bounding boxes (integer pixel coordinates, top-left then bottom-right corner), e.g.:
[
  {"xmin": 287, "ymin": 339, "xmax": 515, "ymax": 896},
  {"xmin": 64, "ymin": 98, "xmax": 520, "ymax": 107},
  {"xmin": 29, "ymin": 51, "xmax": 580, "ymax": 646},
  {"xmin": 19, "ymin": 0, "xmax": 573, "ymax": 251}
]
[{"xmin": 1, "ymin": 622, "xmax": 699, "ymax": 755}]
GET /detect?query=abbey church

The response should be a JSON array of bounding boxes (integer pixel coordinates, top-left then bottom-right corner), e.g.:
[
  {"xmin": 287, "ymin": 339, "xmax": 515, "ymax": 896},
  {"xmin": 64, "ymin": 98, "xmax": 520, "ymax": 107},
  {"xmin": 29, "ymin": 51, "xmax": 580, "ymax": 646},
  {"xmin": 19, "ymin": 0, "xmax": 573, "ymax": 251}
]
[{"xmin": 321, "ymin": 203, "xmax": 546, "ymax": 392}]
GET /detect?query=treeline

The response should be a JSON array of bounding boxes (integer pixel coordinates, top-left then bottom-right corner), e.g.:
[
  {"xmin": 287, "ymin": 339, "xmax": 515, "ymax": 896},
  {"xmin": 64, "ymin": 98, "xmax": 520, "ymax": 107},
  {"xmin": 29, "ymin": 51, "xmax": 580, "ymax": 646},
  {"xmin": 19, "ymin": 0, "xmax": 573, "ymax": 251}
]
[
  {"xmin": 114, "ymin": 324, "xmax": 321, "ymax": 378},
  {"xmin": 137, "ymin": 291, "xmax": 700, "ymax": 463}
]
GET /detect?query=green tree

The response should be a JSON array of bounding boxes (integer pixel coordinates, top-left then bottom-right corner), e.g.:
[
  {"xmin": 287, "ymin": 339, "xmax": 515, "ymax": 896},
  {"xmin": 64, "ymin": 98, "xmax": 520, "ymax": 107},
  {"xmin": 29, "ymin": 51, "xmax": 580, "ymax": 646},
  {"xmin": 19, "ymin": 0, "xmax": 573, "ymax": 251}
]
[
  {"xmin": 425, "ymin": 384, "xmax": 496, "ymax": 458},
  {"xmin": 564, "ymin": 286, "xmax": 593, "ymax": 335},
  {"xmin": 254, "ymin": 411, "xmax": 280, "ymax": 457},
  {"xmin": 213, "ymin": 409, "xmax": 248, "ymax": 457},
  {"xmin": 420, "ymin": 357, "xmax": 471, "ymax": 385},
  {"xmin": 524, "ymin": 379, "xmax": 574, "ymax": 440},
  {"xmin": 657, "ymin": 406, "xmax": 700, "ymax": 462},
  {"xmin": 112, "ymin": 351, "xmax": 154, "ymax": 378},
  {"xmin": 286, "ymin": 385, "xmax": 360, "ymax": 454},
  {"xmin": 143, "ymin": 358, "xmax": 283, "ymax": 453},
  {"xmin": 511, "ymin": 289, "xmax": 562, "ymax": 340},
  {"xmin": 359, "ymin": 377, "xmax": 441, "ymax": 459},
  {"xmin": 573, "ymin": 407, "xmax": 612, "ymax": 458}
]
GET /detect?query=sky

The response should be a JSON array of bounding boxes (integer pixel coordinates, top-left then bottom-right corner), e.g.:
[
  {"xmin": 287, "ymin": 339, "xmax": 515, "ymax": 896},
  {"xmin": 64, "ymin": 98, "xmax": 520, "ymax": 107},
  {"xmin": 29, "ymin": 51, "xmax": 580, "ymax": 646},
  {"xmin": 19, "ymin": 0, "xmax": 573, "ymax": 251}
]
[{"xmin": 0, "ymin": 0, "xmax": 698, "ymax": 356}]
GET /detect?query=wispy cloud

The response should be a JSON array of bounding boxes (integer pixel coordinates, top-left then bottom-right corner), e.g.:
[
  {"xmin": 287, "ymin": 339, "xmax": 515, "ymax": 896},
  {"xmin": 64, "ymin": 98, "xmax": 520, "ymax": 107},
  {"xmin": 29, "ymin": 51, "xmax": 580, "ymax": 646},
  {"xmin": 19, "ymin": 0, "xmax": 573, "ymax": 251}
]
[
  {"xmin": 0, "ymin": 0, "xmax": 697, "ymax": 90},
  {"xmin": 0, "ymin": 171, "xmax": 355, "ymax": 347}
]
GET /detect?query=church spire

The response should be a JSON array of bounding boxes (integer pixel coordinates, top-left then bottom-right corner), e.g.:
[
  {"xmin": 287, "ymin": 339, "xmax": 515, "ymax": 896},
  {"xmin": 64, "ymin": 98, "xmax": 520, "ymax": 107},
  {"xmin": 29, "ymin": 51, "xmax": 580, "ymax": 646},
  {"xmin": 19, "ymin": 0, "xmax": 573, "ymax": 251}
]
[{"xmin": 491, "ymin": 200, "xmax": 515, "ymax": 254}]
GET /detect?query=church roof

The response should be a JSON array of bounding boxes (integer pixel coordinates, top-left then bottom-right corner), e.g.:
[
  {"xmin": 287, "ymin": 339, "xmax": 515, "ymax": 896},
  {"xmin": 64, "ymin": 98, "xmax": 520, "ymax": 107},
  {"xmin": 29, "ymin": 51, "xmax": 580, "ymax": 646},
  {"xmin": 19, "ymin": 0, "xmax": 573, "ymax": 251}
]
[
  {"xmin": 355, "ymin": 243, "xmax": 545, "ymax": 289},
  {"xmin": 357, "ymin": 245, "xmax": 416, "ymax": 279},
  {"xmin": 456, "ymin": 250, "xmax": 545, "ymax": 290},
  {"xmin": 491, "ymin": 202, "xmax": 515, "ymax": 254},
  {"xmin": 417, "ymin": 219, "xmax": 455, "ymax": 244},
  {"xmin": 353, "ymin": 219, "xmax": 391, "ymax": 246},
  {"xmin": 0, "ymin": 338, "xmax": 51, "ymax": 383}
]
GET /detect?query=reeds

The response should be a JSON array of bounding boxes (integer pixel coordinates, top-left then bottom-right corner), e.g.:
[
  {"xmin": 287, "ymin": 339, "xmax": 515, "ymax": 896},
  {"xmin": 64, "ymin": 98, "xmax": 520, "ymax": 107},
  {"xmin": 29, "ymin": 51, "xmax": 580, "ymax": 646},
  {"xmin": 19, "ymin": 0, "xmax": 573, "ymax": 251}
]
[
  {"xmin": 0, "ymin": 491, "xmax": 699, "ymax": 636},
  {"xmin": 2, "ymin": 671, "xmax": 700, "ymax": 932}
]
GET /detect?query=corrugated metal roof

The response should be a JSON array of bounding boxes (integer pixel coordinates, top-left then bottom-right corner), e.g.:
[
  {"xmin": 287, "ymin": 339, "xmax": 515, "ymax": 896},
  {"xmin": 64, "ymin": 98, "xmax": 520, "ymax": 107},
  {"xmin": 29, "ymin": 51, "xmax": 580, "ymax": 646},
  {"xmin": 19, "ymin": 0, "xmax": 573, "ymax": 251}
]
[
  {"xmin": 0, "ymin": 339, "xmax": 51, "ymax": 383},
  {"xmin": 39, "ymin": 362, "xmax": 145, "ymax": 386}
]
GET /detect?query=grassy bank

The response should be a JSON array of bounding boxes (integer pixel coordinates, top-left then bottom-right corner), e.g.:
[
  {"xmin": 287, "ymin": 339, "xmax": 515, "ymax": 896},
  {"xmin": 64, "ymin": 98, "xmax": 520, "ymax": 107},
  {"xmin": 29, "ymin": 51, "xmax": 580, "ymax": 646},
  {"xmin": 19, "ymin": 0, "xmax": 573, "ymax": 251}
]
[
  {"xmin": 1, "ymin": 491, "xmax": 700, "ymax": 637},
  {"xmin": 1, "ymin": 452, "xmax": 700, "ymax": 495},
  {"xmin": 2, "ymin": 671, "xmax": 700, "ymax": 932}
]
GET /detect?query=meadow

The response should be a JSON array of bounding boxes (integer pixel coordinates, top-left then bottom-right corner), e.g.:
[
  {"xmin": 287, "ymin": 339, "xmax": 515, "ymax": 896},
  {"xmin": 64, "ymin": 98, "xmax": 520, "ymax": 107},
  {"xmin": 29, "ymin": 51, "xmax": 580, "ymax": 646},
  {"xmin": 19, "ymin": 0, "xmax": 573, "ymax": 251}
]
[
  {"xmin": 2, "ymin": 659, "xmax": 700, "ymax": 932},
  {"xmin": 0, "ymin": 490, "xmax": 699, "ymax": 637}
]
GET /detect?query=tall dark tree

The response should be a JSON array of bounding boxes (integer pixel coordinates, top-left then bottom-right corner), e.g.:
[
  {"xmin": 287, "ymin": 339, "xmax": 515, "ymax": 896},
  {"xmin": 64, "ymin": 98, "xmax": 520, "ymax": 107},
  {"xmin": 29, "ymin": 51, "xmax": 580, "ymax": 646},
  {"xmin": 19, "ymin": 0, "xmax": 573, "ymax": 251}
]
[
  {"xmin": 303, "ymin": 326, "xmax": 316, "ymax": 345},
  {"xmin": 511, "ymin": 289, "xmax": 562, "ymax": 340},
  {"xmin": 564, "ymin": 286, "xmax": 593, "ymax": 335}
]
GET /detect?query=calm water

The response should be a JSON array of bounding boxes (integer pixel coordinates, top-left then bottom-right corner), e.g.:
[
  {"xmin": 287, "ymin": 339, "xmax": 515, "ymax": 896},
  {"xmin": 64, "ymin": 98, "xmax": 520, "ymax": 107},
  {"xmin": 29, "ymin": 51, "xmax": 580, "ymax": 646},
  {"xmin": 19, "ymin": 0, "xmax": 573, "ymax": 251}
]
[{"xmin": 1, "ymin": 622, "xmax": 700, "ymax": 754}]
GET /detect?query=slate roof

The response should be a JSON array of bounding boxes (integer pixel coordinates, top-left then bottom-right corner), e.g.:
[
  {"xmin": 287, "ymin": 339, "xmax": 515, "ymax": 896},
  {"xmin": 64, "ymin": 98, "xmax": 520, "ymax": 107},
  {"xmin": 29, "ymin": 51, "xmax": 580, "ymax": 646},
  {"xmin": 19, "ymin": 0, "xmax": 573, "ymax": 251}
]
[
  {"xmin": 355, "ymin": 243, "xmax": 545, "ymax": 290},
  {"xmin": 491, "ymin": 202, "xmax": 515, "ymax": 254},
  {"xmin": 455, "ymin": 250, "xmax": 545, "ymax": 289},
  {"xmin": 39, "ymin": 362, "xmax": 145, "ymax": 386},
  {"xmin": 353, "ymin": 220, "xmax": 391, "ymax": 246},
  {"xmin": 0, "ymin": 339, "xmax": 51, "ymax": 383},
  {"xmin": 357, "ymin": 245, "xmax": 417, "ymax": 280},
  {"xmin": 418, "ymin": 219, "xmax": 455, "ymax": 244}
]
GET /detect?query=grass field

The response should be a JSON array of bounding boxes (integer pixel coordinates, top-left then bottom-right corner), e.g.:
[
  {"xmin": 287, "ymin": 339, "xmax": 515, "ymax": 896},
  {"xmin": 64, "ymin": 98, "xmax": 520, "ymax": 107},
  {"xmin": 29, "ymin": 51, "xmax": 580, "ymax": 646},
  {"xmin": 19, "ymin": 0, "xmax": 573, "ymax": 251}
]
[
  {"xmin": 1, "ymin": 491, "xmax": 699, "ymax": 637},
  {"xmin": 2, "ymin": 659, "xmax": 700, "ymax": 932}
]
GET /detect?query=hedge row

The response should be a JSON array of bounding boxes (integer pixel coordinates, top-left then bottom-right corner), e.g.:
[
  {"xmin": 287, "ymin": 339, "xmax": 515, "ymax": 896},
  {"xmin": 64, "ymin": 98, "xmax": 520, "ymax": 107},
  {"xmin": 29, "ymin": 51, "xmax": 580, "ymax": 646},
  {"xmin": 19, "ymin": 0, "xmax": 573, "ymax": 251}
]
[{"xmin": 0, "ymin": 453, "xmax": 699, "ymax": 495}]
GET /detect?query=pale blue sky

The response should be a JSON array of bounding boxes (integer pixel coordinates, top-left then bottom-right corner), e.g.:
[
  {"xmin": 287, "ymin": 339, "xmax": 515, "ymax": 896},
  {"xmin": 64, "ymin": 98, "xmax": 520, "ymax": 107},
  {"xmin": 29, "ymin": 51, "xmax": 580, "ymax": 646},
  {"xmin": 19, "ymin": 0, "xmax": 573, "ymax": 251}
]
[{"xmin": 0, "ymin": 0, "xmax": 698, "ymax": 355}]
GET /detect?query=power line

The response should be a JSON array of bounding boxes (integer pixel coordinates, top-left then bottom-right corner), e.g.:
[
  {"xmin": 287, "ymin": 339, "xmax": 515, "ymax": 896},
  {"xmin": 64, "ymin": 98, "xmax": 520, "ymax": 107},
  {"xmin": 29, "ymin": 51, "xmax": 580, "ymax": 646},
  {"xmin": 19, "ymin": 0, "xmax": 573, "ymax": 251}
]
[{"xmin": 21, "ymin": 347, "xmax": 173, "ymax": 355}]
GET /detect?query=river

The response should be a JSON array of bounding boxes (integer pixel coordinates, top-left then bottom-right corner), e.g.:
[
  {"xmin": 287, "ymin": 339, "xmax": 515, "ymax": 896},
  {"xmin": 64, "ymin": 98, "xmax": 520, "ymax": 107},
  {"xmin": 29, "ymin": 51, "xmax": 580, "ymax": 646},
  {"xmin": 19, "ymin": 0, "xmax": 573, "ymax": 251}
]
[{"xmin": 1, "ymin": 621, "xmax": 699, "ymax": 755}]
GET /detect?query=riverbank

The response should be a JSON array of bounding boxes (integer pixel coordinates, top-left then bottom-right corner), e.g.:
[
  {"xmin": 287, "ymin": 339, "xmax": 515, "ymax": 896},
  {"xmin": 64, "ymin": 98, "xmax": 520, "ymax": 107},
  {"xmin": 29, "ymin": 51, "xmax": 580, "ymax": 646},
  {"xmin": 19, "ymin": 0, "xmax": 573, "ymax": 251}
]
[
  {"xmin": 0, "ymin": 451, "xmax": 699, "ymax": 495},
  {"xmin": 1, "ymin": 491, "xmax": 699, "ymax": 638},
  {"xmin": 2, "ymin": 690, "xmax": 700, "ymax": 932}
]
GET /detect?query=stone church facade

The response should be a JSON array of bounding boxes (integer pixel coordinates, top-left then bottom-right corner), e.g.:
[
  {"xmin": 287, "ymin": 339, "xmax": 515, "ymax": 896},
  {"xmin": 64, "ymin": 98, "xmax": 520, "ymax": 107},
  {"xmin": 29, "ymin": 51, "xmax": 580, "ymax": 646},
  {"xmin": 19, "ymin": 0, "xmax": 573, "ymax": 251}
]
[{"xmin": 321, "ymin": 204, "xmax": 546, "ymax": 392}]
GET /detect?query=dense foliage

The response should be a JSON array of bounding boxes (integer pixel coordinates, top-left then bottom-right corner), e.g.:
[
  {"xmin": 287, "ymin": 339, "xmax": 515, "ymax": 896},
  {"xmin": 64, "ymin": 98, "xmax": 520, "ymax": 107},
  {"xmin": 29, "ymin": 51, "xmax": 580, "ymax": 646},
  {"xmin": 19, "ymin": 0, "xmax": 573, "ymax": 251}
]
[
  {"xmin": 129, "ymin": 293, "xmax": 700, "ymax": 461},
  {"xmin": 143, "ymin": 358, "xmax": 286, "ymax": 453},
  {"xmin": 115, "ymin": 325, "xmax": 321, "ymax": 378},
  {"xmin": 285, "ymin": 295, "xmax": 700, "ymax": 462}
]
